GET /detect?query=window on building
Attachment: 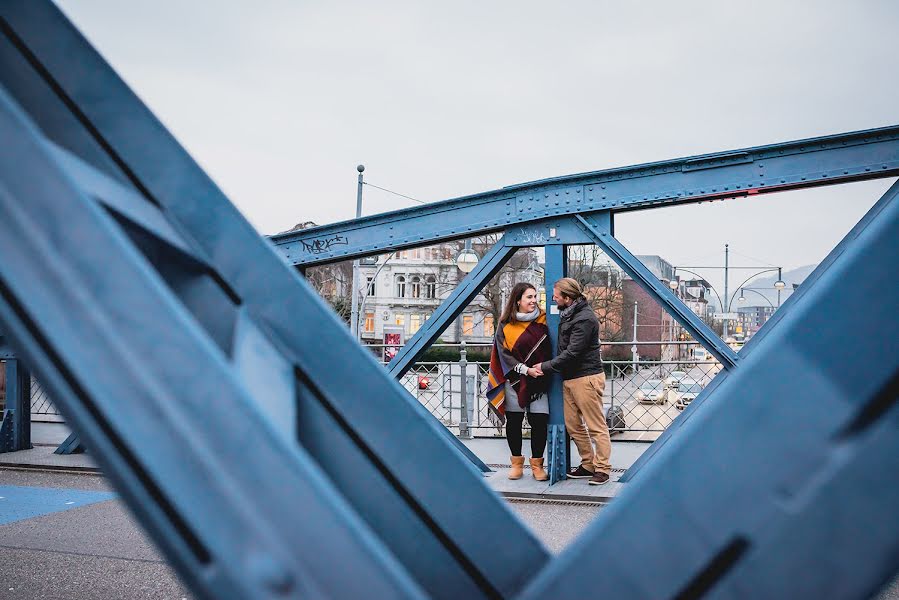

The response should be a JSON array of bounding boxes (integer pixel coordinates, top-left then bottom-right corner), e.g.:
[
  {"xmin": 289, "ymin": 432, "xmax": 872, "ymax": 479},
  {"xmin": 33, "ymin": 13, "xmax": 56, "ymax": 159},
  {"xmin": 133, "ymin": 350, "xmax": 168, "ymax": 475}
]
[
  {"xmin": 410, "ymin": 276, "xmax": 421, "ymax": 298},
  {"xmin": 397, "ymin": 250, "xmax": 408, "ymax": 259},
  {"xmin": 396, "ymin": 275, "xmax": 406, "ymax": 298},
  {"xmin": 410, "ymin": 314, "xmax": 421, "ymax": 334},
  {"xmin": 364, "ymin": 311, "xmax": 375, "ymax": 333},
  {"xmin": 366, "ymin": 276, "xmax": 375, "ymax": 296},
  {"xmin": 462, "ymin": 314, "xmax": 474, "ymax": 337},
  {"xmin": 395, "ymin": 314, "xmax": 405, "ymax": 329},
  {"xmin": 425, "ymin": 275, "xmax": 437, "ymax": 299},
  {"xmin": 411, "ymin": 248, "xmax": 421, "ymax": 259},
  {"xmin": 483, "ymin": 314, "xmax": 495, "ymax": 337}
]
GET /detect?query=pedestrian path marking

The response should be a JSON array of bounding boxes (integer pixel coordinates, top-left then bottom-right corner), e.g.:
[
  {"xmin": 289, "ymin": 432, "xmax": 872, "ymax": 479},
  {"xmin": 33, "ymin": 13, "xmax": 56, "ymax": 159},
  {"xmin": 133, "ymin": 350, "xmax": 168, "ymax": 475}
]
[{"xmin": 0, "ymin": 486, "xmax": 117, "ymax": 525}]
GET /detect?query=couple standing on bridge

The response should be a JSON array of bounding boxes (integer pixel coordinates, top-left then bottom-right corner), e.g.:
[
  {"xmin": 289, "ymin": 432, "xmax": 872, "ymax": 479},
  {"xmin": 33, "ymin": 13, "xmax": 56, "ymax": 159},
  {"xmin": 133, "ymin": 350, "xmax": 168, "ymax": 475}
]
[{"xmin": 487, "ymin": 278, "xmax": 612, "ymax": 486}]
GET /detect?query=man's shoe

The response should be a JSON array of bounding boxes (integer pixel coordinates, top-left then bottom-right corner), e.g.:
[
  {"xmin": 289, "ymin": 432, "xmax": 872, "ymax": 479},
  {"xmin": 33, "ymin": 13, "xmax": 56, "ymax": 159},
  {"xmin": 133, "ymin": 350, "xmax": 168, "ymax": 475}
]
[
  {"xmin": 588, "ymin": 471, "xmax": 610, "ymax": 485},
  {"xmin": 567, "ymin": 465, "xmax": 594, "ymax": 479}
]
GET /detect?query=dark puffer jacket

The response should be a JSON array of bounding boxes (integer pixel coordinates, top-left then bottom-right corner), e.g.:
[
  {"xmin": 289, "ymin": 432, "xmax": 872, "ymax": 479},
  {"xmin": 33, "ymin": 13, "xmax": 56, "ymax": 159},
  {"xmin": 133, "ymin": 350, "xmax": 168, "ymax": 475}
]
[{"xmin": 540, "ymin": 298, "xmax": 603, "ymax": 380}]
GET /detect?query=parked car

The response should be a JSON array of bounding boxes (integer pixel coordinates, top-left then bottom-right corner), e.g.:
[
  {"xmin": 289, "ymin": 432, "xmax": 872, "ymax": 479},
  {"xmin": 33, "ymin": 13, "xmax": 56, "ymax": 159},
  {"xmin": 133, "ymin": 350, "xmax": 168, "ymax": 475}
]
[
  {"xmin": 664, "ymin": 370, "xmax": 688, "ymax": 388},
  {"xmin": 635, "ymin": 379, "xmax": 667, "ymax": 405},
  {"xmin": 672, "ymin": 379, "xmax": 704, "ymax": 410}
]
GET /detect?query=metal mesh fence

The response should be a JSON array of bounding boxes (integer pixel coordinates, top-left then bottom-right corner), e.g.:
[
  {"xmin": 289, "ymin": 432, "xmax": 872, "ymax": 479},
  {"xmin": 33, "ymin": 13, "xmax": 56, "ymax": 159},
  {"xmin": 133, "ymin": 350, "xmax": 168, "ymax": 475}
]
[
  {"xmin": 18, "ymin": 342, "xmax": 725, "ymax": 434},
  {"xmin": 30, "ymin": 376, "xmax": 62, "ymax": 421},
  {"xmin": 386, "ymin": 342, "xmax": 723, "ymax": 439}
]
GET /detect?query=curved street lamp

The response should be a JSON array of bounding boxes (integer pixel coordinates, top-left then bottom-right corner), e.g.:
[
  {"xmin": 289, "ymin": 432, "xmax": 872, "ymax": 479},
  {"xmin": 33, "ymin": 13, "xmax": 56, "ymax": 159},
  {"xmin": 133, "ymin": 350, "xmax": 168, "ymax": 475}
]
[
  {"xmin": 671, "ymin": 265, "xmax": 785, "ymax": 341},
  {"xmin": 456, "ymin": 239, "xmax": 479, "ymax": 273},
  {"xmin": 739, "ymin": 287, "xmax": 775, "ymax": 308},
  {"xmin": 356, "ymin": 251, "xmax": 396, "ymax": 342}
]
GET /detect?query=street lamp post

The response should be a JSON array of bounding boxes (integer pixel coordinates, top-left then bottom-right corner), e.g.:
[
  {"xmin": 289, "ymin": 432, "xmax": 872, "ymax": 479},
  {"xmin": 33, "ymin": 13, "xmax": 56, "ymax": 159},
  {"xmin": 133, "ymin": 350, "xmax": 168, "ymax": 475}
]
[
  {"xmin": 723, "ymin": 244, "xmax": 730, "ymax": 339},
  {"xmin": 671, "ymin": 258, "xmax": 786, "ymax": 342},
  {"xmin": 349, "ymin": 165, "xmax": 365, "ymax": 339},
  {"xmin": 356, "ymin": 251, "xmax": 396, "ymax": 342}
]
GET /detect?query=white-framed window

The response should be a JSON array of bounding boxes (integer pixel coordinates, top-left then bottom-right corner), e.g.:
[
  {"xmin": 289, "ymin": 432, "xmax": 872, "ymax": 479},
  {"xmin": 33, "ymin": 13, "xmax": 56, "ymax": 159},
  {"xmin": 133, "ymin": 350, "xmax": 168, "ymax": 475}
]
[
  {"xmin": 395, "ymin": 314, "xmax": 405, "ymax": 329},
  {"xmin": 366, "ymin": 276, "xmax": 375, "ymax": 296},
  {"xmin": 410, "ymin": 276, "xmax": 421, "ymax": 299},
  {"xmin": 364, "ymin": 311, "xmax": 375, "ymax": 333},
  {"xmin": 396, "ymin": 275, "xmax": 406, "ymax": 298},
  {"xmin": 425, "ymin": 275, "xmax": 437, "ymax": 299},
  {"xmin": 462, "ymin": 314, "xmax": 474, "ymax": 337},
  {"xmin": 410, "ymin": 314, "xmax": 421, "ymax": 334},
  {"xmin": 483, "ymin": 314, "xmax": 495, "ymax": 337}
]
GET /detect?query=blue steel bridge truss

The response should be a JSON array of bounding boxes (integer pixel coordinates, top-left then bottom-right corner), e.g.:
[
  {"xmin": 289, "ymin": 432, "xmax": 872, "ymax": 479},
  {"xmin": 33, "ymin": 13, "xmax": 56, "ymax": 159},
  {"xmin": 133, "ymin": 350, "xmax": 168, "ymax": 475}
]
[{"xmin": 0, "ymin": 2, "xmax": 897, "ymax": 598}]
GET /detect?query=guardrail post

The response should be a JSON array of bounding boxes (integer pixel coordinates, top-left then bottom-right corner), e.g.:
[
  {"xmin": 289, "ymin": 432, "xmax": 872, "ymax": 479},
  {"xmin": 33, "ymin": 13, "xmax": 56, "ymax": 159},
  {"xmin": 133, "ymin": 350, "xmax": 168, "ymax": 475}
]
[{"xmin": 458, "ymin": 342, "xmax": 472, "ymax": 439}]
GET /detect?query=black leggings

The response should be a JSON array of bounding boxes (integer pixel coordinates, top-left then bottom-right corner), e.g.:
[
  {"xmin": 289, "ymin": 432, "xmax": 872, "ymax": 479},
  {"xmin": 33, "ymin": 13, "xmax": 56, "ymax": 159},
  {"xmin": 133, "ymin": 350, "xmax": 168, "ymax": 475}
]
[{"xmin": 506, "ymin": 412, "xmax": 549, "ymax": 459}]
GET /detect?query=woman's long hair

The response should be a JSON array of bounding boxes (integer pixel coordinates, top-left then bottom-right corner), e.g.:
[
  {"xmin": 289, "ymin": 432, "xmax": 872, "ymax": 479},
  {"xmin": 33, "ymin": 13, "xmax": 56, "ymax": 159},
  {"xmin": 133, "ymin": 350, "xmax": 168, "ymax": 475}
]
[{"xmin": 500, "ymin": 282, "xmax": 537, "ymax": 325}]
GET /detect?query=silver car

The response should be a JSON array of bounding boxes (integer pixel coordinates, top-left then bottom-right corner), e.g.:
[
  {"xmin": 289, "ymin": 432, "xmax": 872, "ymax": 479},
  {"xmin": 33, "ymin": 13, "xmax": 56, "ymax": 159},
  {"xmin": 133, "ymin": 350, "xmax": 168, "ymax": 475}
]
[
  {"xmin": 673, "ymin": 380, "xmax": 704, "ymax": 410},
  {"xmin": 635, "ymin": 379, "xmax": 667, "ymax": 405}
]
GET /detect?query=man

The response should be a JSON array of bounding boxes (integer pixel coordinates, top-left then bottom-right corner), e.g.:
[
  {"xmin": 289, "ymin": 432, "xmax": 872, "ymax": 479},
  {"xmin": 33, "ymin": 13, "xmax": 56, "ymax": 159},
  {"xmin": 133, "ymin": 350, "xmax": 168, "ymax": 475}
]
[{"xmin": 529, "ymin": 277, "xmax": 611, "ymax": 485}]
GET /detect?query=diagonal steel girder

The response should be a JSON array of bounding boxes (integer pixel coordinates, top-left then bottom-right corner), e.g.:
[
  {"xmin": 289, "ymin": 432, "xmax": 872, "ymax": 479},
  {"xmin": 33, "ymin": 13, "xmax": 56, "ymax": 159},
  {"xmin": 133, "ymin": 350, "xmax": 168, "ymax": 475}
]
[
  {"xmin": 0, "ymin": 3, "xmax": 550, "ymax": 597},
  {"xmin": 619, "ymin": 177, "xmax": 899, "ymax": 483},
  {"xmin": 574, "ymin": 214, "xmax": 739, "ymax": 369},
  {"xmin": 388, "ymin": 237, "xmax": 518, "ymax": 378},
  {"xmin": 273, "ymin": 126, "xmax": 899, "ymax": 267}
]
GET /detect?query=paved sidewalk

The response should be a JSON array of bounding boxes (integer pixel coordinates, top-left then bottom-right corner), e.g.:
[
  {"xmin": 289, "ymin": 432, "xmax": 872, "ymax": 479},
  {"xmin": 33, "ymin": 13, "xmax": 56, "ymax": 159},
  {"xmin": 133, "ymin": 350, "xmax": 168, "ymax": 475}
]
[
  {"xmin": 4, "ymin": 422, "xmax": 649, "ymax": 502},
  {"xmin": 461, "ymin": 437, "xmax": 647, "ymax": 503}
]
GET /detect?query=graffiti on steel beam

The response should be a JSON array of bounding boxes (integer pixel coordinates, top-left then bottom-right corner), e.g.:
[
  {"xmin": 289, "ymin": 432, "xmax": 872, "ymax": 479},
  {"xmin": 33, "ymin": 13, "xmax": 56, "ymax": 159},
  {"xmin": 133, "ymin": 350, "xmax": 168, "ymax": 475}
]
[
  {"xmin": 301, "ymin": 235, "xmax": 349, "ymax": 254},
  {"xmin": 517, "ymin": 228, "xmax": 547, "ymax": 245}
]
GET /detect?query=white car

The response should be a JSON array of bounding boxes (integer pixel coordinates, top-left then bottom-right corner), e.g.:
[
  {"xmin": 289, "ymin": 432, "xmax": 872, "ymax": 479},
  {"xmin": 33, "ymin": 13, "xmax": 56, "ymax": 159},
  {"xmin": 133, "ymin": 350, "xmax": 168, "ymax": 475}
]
[
  {"xmin": 672, "ymin": 379, "xmax": 704, "ymax": 410},
  {"xmin": 635, "ymin": 379, "xmax": 667, "ymax": 405},
  {"xmin": 664, "ymin": 370, "xmax": 688, "ymax": 388}
]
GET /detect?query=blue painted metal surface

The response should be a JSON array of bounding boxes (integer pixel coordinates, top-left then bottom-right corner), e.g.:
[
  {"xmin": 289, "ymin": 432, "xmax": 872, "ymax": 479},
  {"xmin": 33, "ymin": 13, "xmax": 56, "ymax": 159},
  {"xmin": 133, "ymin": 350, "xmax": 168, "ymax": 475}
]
[
  {"xmin": 1, "ymin": 2, "xmax": 898, "ymax": 598},
  {"xmin": 388, "ymin": 238, "xmax": 517, "ymax": 378},
  {"xmin": 0, "ymin": 3, "xmax": 549, "ymax": 598},
  {"xmin": 54, "ymin": 431, "xmax": 84, "ymax": 455},
  {"xmin": 522, "ymin": 182, "xmax": 899, "ymax": 600},
  {"xmin": 0, "ymin": 358, "xmax": 30, "ymax": 453},
  {"xmin": 620, "ymin": 178, "xmax": 899, "ymax": 484},
  {"xmin": 0, "ymin": 333, "xmax": 14, "ymax": 358},
  {"xmin": 542, "ymin": 244, "xmax": 568, "ymax": 484},
  {"xmin": 273, "ymin": 128, "xmax": 899, "ymax": 266},
  {"xmin": 0, "ymin": 485, "xmax": 116, "ymax": 525},
  {"xmin": 574, "ymin": 213, "xmax": 739, "ymax": 368}
]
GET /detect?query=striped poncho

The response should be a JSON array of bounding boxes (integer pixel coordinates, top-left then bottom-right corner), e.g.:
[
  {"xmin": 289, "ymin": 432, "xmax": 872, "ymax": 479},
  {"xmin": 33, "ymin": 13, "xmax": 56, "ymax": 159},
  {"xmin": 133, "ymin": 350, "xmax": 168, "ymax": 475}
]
[{"xmin": 485, "ymin": 310, "xmax": 552, "ymax": 424}]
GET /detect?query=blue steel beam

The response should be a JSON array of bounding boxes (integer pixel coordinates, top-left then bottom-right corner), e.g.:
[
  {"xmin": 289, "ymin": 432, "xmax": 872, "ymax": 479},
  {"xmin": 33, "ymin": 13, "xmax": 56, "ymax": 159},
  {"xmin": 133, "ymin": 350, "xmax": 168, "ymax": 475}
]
[
  {"xmin": 619, "ymin": 177, "xmax": 899, "ymax": 483},
  {"xmin": 542, "ymin": 244, "xmax": 568, "ymax": 484},
  {"xmin": 273, "ymin": 127, "xmax": 899, "ymax": 266},
  {"xmin": 0, "ymin": 333, "xmax": 14, "ymax": 358},
  {"xmin": 388, "ymin": 238, "xmax": 517, "ymax": 378},
  {"xmin": 0, "ymin": 3, "xmax": 549, "ymax": 598},
  {"xmin": 0, "ymin": 85, "xmax": 425, "ymax": 599},
  {"xmin": 574, "ymin": 214, "xmax": 739, "ymax": 368},
  {"xmin": 523, "ymin": 166, "xmax": 899, "ymax": 600}
]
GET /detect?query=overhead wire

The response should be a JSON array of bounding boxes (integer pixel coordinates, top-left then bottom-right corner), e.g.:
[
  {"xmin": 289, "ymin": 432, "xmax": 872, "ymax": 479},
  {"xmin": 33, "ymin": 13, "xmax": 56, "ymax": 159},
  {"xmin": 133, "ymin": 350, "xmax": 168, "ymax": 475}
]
[{"xmin": 363, "ymin": 181, "xmax": 426, "ymax": 205}]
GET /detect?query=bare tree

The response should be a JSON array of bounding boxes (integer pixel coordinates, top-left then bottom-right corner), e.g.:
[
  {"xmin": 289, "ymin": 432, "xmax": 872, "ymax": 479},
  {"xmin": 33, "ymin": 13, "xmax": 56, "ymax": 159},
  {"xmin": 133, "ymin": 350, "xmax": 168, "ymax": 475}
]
[
  {"xmin": 567, "ymin": 245, "xmax": 629, "ymax": 343},
  {"xmin": 286, "ymin": 221, "xmax": 353, "ymax": 323}
]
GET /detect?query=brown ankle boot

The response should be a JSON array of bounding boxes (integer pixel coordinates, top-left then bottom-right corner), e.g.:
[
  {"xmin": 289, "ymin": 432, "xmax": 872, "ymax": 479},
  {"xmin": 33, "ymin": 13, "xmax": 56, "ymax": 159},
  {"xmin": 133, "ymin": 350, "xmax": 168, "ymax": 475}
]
[
  {"xmin": 529, "ymin": 457, "xmax": 549, "ymax": 481},
  {"xmin": 509, "ymin": 456, "xmax": 525, "ymax": 480}
]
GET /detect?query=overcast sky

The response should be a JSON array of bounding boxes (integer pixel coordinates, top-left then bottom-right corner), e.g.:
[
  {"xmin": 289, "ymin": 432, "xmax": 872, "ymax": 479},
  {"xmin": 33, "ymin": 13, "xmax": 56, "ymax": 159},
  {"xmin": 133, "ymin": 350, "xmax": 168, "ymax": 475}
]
[{"xmin": 55, "ymin": 1, "xmax": 898, "ymax": 294}]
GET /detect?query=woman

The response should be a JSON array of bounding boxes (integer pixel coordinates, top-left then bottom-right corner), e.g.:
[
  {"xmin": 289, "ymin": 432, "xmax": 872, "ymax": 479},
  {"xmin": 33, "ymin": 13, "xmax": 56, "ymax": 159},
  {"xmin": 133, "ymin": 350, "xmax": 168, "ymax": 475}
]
[{"xmin": 486, "ymin": 282, "xmax": 553, "ymax": 481}]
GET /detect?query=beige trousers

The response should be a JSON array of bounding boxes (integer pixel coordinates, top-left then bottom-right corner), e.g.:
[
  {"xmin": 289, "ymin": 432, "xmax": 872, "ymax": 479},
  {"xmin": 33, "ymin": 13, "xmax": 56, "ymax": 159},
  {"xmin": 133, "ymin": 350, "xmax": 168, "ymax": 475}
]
[{"xmin": 563, "ymin": 372, "xmax": 612, "ymax": 474}]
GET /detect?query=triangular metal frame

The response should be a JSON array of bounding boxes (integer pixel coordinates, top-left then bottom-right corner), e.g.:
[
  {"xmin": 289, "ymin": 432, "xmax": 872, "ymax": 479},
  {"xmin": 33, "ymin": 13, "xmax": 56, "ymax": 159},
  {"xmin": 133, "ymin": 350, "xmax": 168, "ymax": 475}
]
[{"xmin": 1, "ymin": 3, "xmax": 897, "ymax": 598}]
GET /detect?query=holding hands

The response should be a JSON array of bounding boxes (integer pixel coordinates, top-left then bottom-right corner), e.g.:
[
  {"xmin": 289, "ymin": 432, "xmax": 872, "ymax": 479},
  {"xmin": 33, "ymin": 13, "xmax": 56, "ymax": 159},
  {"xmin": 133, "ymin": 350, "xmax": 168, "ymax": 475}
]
[{"xmin": 527, "ymin": 364, "xmax": 544, "ymax": 378}]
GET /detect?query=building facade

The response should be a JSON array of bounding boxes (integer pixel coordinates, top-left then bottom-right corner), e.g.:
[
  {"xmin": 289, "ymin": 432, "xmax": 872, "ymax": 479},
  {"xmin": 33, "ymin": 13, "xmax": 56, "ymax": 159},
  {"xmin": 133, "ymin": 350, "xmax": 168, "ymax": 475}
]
[{"xmin": 357, "ymin": 243, "xmax": 541, "ymax": 347}]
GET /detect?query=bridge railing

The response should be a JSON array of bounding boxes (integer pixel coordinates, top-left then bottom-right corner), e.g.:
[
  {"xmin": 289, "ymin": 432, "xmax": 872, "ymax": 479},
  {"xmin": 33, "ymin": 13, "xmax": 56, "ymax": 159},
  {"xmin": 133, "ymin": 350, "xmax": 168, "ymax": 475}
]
[
  {"xmin": 374, "ymin": 341, "xmax": 723, "ymax": 439},
  {"xmin": 20, "ymin": 341, "xmax": 725, "ymax": 437}
]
